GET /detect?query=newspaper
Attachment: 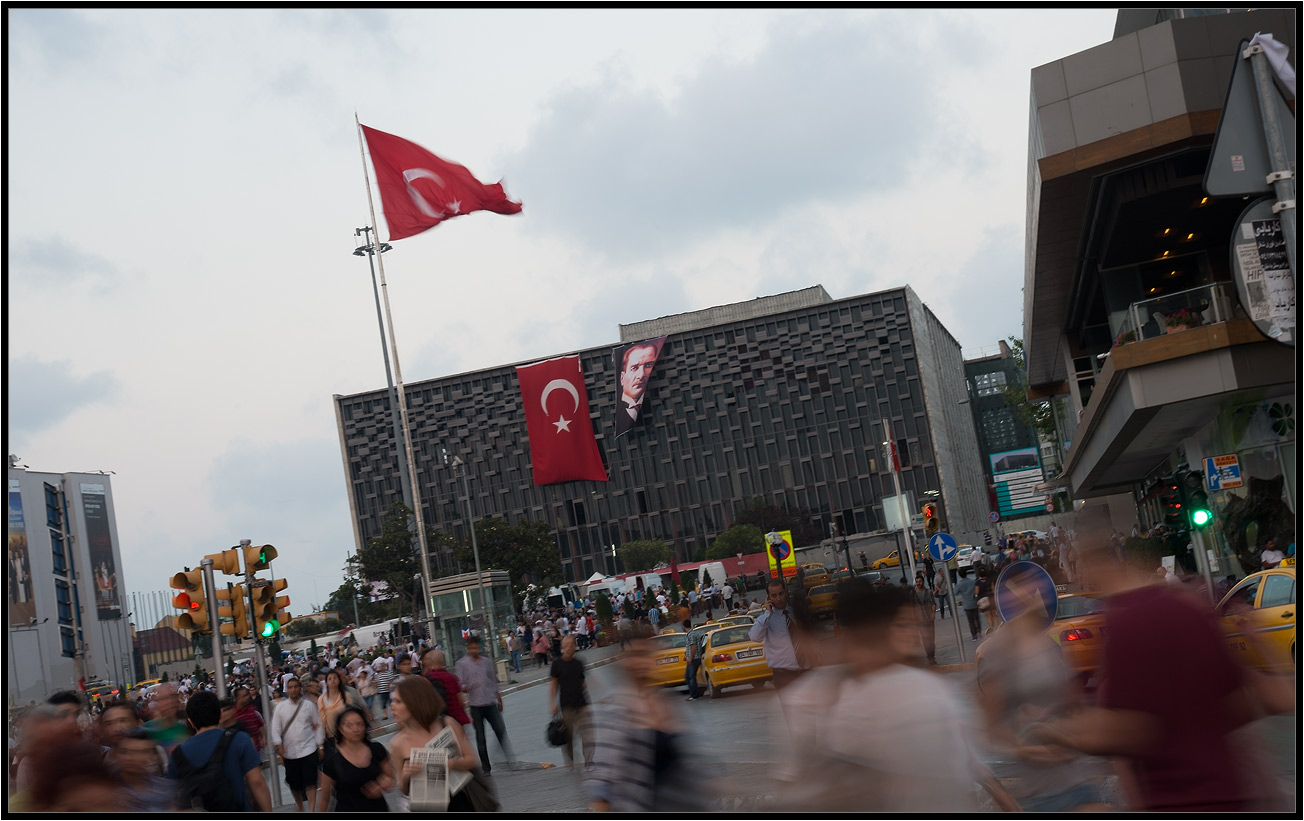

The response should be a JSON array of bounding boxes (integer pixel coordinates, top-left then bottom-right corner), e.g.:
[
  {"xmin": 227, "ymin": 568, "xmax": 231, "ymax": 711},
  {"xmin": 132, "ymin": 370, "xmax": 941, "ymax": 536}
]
[{"xmin": 409, "ymin": 726, "xmax": 472, "ymax": 811}]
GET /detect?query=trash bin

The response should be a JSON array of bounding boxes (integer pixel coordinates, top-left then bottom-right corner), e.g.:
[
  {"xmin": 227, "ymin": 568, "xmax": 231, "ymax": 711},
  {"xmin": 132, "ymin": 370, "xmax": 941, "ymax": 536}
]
[{"xmin": 496, "ymin": 658, "xmax": 510, "ymax": 684}]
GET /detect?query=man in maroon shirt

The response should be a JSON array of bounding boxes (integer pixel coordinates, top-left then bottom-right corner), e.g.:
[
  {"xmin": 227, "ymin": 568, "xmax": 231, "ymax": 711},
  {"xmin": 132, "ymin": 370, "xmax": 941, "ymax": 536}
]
[
  {"xmin": 1030, "ymin": 538, "xmax": 1290, "ymax": 811},
  {"xmin": 420, "ymin": 648, "xmax": 471, "ymax": 726}
]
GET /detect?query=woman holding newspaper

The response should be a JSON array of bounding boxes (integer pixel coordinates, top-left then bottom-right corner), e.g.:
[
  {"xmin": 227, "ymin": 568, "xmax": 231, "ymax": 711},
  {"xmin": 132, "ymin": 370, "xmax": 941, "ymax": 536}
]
[{"xmin": 388, "ymin": 675, "xmax": 479, "ymax": 812}]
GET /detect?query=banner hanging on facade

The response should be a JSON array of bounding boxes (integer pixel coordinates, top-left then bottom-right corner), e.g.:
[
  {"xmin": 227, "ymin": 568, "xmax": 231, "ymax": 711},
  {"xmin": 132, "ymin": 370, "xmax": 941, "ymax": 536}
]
[
  {"xmin": 7, "ymin": 480, "xmax": 35, "ymax": 626},
  {"xmin": 612, "ymin": 336, "xmax": 667, "ymax": 438},
  {"xmin": 516, "ymin": 355, "xmax": 610, "ymax": 485},
  {"xmin": 81, "ymin": 483, "xmax": 122, "ymax": 620}
]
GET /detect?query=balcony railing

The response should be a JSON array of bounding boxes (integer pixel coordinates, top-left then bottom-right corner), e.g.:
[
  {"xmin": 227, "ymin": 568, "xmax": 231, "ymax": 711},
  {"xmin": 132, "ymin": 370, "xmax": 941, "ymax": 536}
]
[{"xmin": 1113, "ymin": 282, "xmax": 1239, "ymax": 345}]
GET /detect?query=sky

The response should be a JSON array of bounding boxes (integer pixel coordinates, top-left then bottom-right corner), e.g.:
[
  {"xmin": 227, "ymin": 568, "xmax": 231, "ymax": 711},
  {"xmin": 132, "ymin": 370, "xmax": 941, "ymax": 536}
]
[{"xmin": 7, "ymin": 8, "xmax": 1118, "ymax": 616}]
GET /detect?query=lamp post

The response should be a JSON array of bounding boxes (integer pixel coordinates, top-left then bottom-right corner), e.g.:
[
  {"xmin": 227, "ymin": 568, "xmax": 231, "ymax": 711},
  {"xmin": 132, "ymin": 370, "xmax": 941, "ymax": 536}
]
[{"xmin": 452, "ymin": 456, "xmax": 496, "ymax": 658}]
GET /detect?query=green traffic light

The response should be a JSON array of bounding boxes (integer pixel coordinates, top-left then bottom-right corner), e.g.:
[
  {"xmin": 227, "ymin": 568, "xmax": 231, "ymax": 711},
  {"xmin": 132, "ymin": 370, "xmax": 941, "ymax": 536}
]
[
  {"xmin": 261, "ymin": 619, "xmax": 279, "ymax": 637},
  {"xmin": 1191, "ymin": 508, "xmax": 1212, "ymax": 527}
]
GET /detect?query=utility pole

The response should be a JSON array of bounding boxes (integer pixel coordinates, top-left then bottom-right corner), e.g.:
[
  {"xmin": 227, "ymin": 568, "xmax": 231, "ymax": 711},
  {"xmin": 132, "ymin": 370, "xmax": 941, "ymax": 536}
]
[
  {"xmin": 239, "ymin": 538, "xmax": 283, "ymax": 809},
  {"xmin": 882, "ymin": 418, "xmax": 919, "ymax": 583},
  {"xmin": 454, "ymin": 456, "xmax": 496, "ymax": 658},
  {"xmin": 200, "ymin": 558, "xmax": 227, "ymax": 699}
]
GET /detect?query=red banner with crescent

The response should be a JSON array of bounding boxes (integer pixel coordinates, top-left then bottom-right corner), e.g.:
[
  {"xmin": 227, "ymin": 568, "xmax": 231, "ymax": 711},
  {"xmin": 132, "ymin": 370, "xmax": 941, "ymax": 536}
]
[{"xmin": 516, "ymin": 356, "xmax": 609, "ymax": 486}]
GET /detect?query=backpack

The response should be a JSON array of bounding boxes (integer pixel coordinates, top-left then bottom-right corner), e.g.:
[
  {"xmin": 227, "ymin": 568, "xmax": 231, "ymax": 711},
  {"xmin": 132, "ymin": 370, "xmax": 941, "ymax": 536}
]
[{"xmin": 172, "ymin": 729, "xmax": 245, "ymax": 812}]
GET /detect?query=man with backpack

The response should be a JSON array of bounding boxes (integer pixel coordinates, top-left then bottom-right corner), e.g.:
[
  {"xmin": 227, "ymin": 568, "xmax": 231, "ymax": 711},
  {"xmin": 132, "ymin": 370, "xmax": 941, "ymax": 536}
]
[{"xmin": 167, "ymin": 690, "xmax": 270, "ymax": 812}]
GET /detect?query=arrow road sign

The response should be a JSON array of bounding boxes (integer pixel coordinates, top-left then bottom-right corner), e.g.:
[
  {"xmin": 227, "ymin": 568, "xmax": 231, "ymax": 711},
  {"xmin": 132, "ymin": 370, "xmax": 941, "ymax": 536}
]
[{"xmin": 928, "ymin": 533, "xmax": 958, "ymax": 562}]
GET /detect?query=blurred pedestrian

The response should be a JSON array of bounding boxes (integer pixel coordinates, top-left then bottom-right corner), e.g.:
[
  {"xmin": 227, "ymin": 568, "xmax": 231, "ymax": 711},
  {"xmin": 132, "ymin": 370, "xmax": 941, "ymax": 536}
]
[
  {"xmin": 532, "ymin": 629, "xmax": 552, "ymax": 668},
  {"xmin": 168, "ymin": 690, "xmax": 270, "ymax": 812},
  {"xmin": 974, "ymin": 570, "xmax": 998, "ymax": 635},
  {"xmin": 316, "ymin": 706, "xmax": 394, "ymax": 812},
  {"xmin": 13, "ymin": 737, "xmax": 127, "ymax": 812},
  {"xmin": 455, "ymin": 636, "xmax": 515, "ymax": 774},
  {"xmin": 550, "ymin": 636, "xmax": 595, "ymax": 768},
  {"xmin": 954, "ymin": 568, "xmax": 981, "ymax": 641},
  {"xmin": 910, "ymin": 575, "xmax": 937, "ymax": 664},
  {"xmin": 748, "ymin": 578, "xmax": 816, "ymax": 691},
  {"xmin": 389, "ymin": 675, "xmax": 478, "ymax": 812},
  {"xmin": 776, "ymin": 581, "xmax": 987, "ymax": 811},
  {"xmin": 421, "ymin": 648, "xmax": 471, "ymax": 727},
  {"xmin": 586, "ymin": 625, "xmax": 706, "ymax": 812},
  {"xmin": 932, "ymin": 575, "xmax": 950, "ymax": 619},
  {"xmin": 112, "ymin": 727, "xmax": 177, "ymax": 811}
]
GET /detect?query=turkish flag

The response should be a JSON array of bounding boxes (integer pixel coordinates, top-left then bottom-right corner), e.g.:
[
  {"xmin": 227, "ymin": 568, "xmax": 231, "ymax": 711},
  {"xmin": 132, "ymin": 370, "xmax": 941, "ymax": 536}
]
[
  {"xmin": 360, "ymin": 124, "xmax": 522, "ymax": 241},
  {"xmin": 516, "ymin": 356, "xmax": 609, "ymax": 486}
]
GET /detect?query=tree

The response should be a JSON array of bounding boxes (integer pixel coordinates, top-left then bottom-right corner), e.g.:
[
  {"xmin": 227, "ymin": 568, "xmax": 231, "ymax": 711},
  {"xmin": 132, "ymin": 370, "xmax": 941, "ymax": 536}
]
[
  {"xmin": 700, "ymin": 567, "xmax": 714, "ymax": 592},
  {"xmin": 325, "ymin": 575, "xmax": 394, "ymax": 627},
  {"xmin": 1001, "ymin": 336, "xmax": 1058, "ymax": 441},
  {"xmin": 444, "ymin": 518, "xmax": 562, "ymax": 595},
  {"xmin": 617, "ymin": 539, "xmax": 672, "ymax": 572},
  {"xmin": 594, "ymin": 592, "xmax": 614, "ymax": 630},
  {"xmin": 309, "ymin": 638, "xmax": 318, "ymax": 658},
  {"xmin": 733, "ymin": 498, "xmax": 823, "ymax": 547},
  {"xmin": 191, "ymin": 632, "xmax": 212, "ymax": 658},
  {"xmin": 707, "ymin": 524, "xmax": 765, "ymax": 560},
  {"xmin": 354, "ymin": 501, "xmax": 421, "ymax": 630}
]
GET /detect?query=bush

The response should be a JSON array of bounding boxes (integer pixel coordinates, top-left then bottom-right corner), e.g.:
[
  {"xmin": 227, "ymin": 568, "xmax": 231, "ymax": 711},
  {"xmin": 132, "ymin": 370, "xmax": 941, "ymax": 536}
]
[{"xmin": 594, "ymin": 593, "xmax": 614, "ymax": 629}]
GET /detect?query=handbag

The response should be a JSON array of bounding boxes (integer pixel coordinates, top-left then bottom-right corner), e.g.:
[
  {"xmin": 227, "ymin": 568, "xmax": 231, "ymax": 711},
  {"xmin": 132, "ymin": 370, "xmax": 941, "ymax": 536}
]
[
  {"xmin": 546, "ymin": 714, "xmax": 571, "ymax": 747},
  {"xmin": 461, "ymin": 770, "xmax": 501, "ymax": 812},
  {"xmin": 978, "ymin": 596, "xmax": 992, "ymax": 611}
]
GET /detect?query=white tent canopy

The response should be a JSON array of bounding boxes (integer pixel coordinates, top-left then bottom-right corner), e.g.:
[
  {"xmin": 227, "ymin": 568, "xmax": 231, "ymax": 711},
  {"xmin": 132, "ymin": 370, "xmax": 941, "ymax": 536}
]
[{"xmin": 585, "ymin": 572, "xmax": 608, "ymax": 584}]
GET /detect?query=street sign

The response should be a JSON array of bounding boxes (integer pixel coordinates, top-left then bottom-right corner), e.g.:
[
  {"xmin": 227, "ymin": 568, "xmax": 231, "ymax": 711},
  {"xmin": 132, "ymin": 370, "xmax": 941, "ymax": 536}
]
[
  {"xmin": 1204, "ymin": 454, "xmax": 1244, "ymax": 491},
  {"xmin": 988, "ymin": 511, "xmax": 1000, "ymax": 523},
  {"xmin": 1204, "ymin": 39, "xmax": 1297, "ymax": 198},
  {"xmin": 1230, "ymin": 197, "xmax": 1295, "ymax": 346},
  {"xmin": 927, "ymin": 533, "xmax": 958, "ymax": 562},
  {"xmin": 994, "ymin": 561, "xmax": 1058, "ymax": 631},
  {"xmin": 765, "ymin": 530, "xmax": 797, "ymax": 579},
  {"xmin": 1045, "ymin": 501, "xmax": 1055, "ymax": 512}
]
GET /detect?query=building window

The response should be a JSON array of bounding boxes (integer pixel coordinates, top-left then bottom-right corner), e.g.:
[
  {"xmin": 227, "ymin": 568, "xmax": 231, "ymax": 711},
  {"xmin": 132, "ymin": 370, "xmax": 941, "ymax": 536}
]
[
  {"xmin": 55, "ymin": 579, "xmax": 73, "ymax": 623},
  {"xmin": 973, "ymin": 371, "xmax": 1007, "ymax": 397},
  {"xmin": 44, "ymin": 483, "xmax": 62, "ymax": 529},
  {"xmin": 51, "ymin": 532, "xmax": 67, "ymax": 575},
  {"xmin": 60, "ymin": 626, "xmax": 76, "ymax": 658}
]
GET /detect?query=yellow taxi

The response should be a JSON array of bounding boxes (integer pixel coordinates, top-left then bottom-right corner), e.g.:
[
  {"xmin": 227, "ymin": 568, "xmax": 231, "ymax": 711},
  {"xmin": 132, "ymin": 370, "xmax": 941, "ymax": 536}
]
[
  {"xmin": 1217, "ymin": 567, "xmax": 1296, "ymax": 673},
  {"xmin": 715, "ymin": 615, "xmax": 754, "ymax": 628},
  {"xmin": 644, "ymin": 630, "xmax": 690, "ymax": 687},
  {"xmin": 807, "ymin": 584, "xmax": 838, "ymax": 618},
  {"xmin": 1048, "ymin": 592, "xmax": 1108, "ymax": 678},
  {"xmin": 870, "ymin": 550, "xmax": 921, "ymax": 571},
  {"xmin": 696, "ymin": 623, "xmax": 770, "ymax": 698},
  {"xmin": 801, "ymin": 563, "xmax": 830, "ymax": 589}
]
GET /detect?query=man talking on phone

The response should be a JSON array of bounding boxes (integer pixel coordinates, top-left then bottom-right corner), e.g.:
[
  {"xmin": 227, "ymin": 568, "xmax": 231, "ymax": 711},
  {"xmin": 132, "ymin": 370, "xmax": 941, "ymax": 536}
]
[{"xmin": 748, "ymin": 578, "xmax": 816, "ymax": 691}]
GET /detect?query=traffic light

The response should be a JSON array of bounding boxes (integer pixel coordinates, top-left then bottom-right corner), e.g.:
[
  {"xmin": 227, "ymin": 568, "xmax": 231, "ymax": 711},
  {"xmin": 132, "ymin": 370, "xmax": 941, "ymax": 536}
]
[
  {"xmin": 242, "ymin": 544, "xmax": 278, "ymax": 572},
  {"xmin": 1180, "ymin": 469, "xmax": 1213, "ymax": 528},
  {"xmin": 206, "ymin": 549, "xmax": 242, "ymax": 576},
  {"xmin": 1158, "ymin": 475, "xmax": 1183, "ymax": 528},
  {"xmin": 252, "ymin": 578, "xmax": 289, "ymax": 638},
  {"xmin": 217, "ymin": 583, "xmax": 249, "ymax": 639},
  {"xmin": 170, "ymin": 569, "xmax": 209, "ymax": 633},
  {"xmin": 922, "ymin": 503, "xmax": 940, "ymax": 536}
]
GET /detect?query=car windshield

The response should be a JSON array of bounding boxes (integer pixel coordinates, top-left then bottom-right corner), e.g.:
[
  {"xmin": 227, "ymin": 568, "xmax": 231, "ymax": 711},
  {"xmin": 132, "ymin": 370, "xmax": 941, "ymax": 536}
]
[
  {"xmin": 709, "ymin": 626, "xmax": 754, "ymax": 648},
  {"xmin": 811, "ymin": 585, "xmax": 835, "ymax": 595},
  {"xmin": 1055, "ymin": 596, "xmax": 1107, "ymax": 619},
  {"xmin": 651, "ymin": 633, "xmax": 688, "ymax": 649}
]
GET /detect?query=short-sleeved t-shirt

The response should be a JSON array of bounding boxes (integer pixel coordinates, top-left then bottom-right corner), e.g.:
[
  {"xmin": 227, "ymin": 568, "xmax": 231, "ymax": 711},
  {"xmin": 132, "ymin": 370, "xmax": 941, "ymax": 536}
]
[
  {"xmin": 321, "ymin": 741, "xmax": 390, "ymax": 812},
  {"xmin": 1100, "ymin": 585, "xmax": 1251, "ymax": 811},
  {"xmin": 550, "ymin": 657, "xmax": 588, "ymax": 710},
  {"xmin": 167, "ymin": 728, "xmax": 261, "ymax": 811}
]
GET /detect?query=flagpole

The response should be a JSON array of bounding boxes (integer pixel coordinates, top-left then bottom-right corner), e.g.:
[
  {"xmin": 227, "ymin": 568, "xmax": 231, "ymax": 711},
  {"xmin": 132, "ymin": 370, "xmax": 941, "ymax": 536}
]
[{"xmin": 355, "ymin": 114, "xmax": 436, "ymax": 640}]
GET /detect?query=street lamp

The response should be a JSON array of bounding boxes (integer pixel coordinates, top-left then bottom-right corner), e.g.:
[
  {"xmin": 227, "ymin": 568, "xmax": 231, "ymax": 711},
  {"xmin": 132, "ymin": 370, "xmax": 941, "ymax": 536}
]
[{"xmin": 452, "ymin": 455, "xmax": 496, "ymax": 658}]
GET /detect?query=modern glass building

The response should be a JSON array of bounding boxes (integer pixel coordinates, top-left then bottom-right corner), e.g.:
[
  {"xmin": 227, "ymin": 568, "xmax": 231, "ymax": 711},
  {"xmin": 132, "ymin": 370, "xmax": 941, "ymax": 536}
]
[{"xmin": 334, "ymin": 285, "xmax": 988, "ymax": 586}]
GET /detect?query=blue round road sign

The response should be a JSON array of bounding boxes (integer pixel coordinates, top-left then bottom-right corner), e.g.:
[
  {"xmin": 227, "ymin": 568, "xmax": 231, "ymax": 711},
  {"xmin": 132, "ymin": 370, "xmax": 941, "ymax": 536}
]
[
  {"xmin": 994, "ymin": 561, "xmax": 1058, "ymax": 630},
  {"xmin": 927, "ymin": 533, "xmax": 958, "ymax": 562}
]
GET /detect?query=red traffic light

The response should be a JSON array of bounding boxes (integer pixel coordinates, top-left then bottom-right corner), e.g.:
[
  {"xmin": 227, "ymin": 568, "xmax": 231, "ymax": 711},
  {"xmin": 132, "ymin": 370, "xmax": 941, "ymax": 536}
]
[{"xmin": 171, "ymin": 592, "xmax": 198, "ymax": 611}]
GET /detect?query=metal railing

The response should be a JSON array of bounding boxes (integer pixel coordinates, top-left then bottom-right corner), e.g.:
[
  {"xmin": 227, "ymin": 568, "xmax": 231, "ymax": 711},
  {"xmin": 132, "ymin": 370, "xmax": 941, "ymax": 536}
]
[{"xmin": 1113, "ymin": 282, "xmax": 1237, "ymax": 344}]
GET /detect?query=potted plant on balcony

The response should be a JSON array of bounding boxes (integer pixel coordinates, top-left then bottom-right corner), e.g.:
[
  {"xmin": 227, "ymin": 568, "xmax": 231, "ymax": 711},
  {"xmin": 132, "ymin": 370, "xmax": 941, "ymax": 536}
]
[
  {"xmin": 1113, "ymin": 329, "xmax": 1137, "ymax": 347},
  {"xmin": 1164, "ymin": 308, "xmax": 1198, "ymax": 333}
]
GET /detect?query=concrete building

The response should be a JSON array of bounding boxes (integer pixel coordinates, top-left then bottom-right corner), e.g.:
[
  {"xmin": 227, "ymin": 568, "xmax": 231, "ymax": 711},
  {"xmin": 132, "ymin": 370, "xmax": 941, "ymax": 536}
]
[
  {"xmin": 334, "ymin": 285, "xmax": 989, "ymax": 591},
  {"xmin": 6, "ymin": 463, "xmax": 134, "ymax": 705},
  {"xmin": 1023, "ymin": 8, "xmax": 1296, "ymax": 574}
]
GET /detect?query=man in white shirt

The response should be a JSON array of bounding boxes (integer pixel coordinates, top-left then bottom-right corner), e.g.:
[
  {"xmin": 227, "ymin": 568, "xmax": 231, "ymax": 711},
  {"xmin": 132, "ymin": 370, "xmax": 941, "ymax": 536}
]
[
  {"xmin": 1261, "ymin": 539, "xmax": 1285, "ymax": 569},
  {"xmin": 270, "ymin": 677, "xmax": 324, "ymax": 812},
  {"xmin": 722, "ymin": 582, "xmax": 734, "ymax": 610}
]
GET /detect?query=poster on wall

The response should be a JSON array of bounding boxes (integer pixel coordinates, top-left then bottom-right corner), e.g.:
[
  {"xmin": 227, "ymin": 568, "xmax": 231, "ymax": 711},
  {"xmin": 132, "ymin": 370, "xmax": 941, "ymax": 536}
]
[
  {"xmin": 81, "ymin": 483, "xmax": 122, "ymax": 620},
  {"xmin": 7, "ymin": 479, "xmax": 36, "ymax": 626},
  {"xmin": 612, "ymin": 336, "xmax": 667, "ymax": 438}
]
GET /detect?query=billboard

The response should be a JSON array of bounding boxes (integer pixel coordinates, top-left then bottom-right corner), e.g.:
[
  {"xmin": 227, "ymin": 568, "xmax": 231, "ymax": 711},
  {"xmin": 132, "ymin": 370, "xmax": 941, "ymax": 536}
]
[
  {"xmin": 8, "ymin": 480, "xmax": 35, "ymax": 626},
  {"xmin": 989, "ymin": 448, "xmax": 1043, "ymax": 516},
  {"xmin": 81, "ymin": 483, "xmax": 122, "ymax": 620},
  {"xmin": 612, "ymin": 336, "xmax": 667, "ymax": 438}
]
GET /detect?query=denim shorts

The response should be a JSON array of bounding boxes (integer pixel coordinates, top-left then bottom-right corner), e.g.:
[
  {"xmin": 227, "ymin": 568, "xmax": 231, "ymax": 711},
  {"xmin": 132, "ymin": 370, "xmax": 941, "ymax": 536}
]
[{"xmin": 1020, "ymin": 782, "xmax": 1103, "ymax": 813}]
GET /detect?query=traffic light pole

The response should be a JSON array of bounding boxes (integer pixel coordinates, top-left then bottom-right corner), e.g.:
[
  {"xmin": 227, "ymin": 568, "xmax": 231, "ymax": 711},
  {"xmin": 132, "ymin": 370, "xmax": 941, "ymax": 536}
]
[
  {"xmin": 882, "ymin": 417, "xmax": 919, "ymax": 583},
  {"xmin": 200, "ymin": 558, "xmax": 228, "ymax": 699},
  {"xmin": 239, "ymin": 539, "xmax": 283, "ymax": 809}
]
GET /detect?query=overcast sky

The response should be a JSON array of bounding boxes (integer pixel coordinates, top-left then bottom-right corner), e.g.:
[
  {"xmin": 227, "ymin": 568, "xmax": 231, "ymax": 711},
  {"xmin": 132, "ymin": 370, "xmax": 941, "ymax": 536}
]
[{"xmin": 7, "ymin": 8, "xmax": 1117, "ymax": 615}]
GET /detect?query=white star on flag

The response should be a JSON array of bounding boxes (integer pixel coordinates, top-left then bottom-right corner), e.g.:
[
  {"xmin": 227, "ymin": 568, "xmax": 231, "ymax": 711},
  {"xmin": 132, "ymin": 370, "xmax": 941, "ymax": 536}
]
[
  {"xmin": 446, "ymin": 198, "xmax": 461, "ymax": 214},
  {"xmin": 553, "ymin": 416, "xmax": 572, "ymax": 433}
]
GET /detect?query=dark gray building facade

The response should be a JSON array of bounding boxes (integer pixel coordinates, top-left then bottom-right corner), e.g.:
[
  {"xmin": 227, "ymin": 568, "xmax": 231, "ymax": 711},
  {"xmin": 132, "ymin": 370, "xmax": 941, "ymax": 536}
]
[
  {"xmin": 334, "ymin": 285, "xmax": 988, "ymax": 584},
  {"xmin": 964, "ymin": 342, "xmax": 1049, "ymax": 522}
]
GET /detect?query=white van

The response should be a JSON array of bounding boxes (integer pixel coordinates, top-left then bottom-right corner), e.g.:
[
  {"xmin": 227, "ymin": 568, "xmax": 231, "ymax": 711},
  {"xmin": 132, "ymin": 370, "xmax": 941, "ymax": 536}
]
[{"xmin": 696, "ymin": 562, "xmax": 728, "ymax": 590}]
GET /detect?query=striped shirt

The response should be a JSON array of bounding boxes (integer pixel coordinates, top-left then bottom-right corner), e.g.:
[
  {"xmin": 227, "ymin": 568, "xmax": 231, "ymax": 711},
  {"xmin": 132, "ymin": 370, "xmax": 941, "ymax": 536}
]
[
  {"xmin": 373, "ymin": 668, "xmax": 395, "ymax": 694},
  {"xmin": 454, "ymin": 654, "xmax": 500, "ymax": 707}
]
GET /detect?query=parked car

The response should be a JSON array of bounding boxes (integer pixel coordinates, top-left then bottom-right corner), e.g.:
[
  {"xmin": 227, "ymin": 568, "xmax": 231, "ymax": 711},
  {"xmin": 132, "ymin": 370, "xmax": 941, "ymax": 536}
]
[
  {"xmin": 645, "ymin": 631, "xmax": 690, "ymax": 687},
  {"xmin": 801, "ymin": 565, "xmax": 831, "ymax": 589},
  {"xmin": 808, "ymin": 584, "xmax": 838, "ymax": 618},
  {"xmin": 855, "ymin": 570, "xmax": 888, "ymax": 586},
  {"xmin": 1217, "ymin": 567, "xmax": 1296, "ymax": 673},
  {"xmin": 955, "ymin": 546, "xmax": 977, "ymax": 569},
  {"xmin": 696, "ymin": 624, "xmax": 771, "ymax": 698},
  {"xmin": 1049, "ymin": 592, "xmax": 1109, "ymax": 680}
]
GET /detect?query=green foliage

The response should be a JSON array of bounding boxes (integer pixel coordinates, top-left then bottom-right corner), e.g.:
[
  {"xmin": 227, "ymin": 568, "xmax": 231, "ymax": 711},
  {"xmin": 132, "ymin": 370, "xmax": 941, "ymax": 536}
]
[
  {"xmin": 1001, "ymin": 336, "xmax": 1058, "ymax": 441},
  {"xmin": 443, "ymin": 518, "xmax": 561, "ymax": 594},
  {"xmin": 355, "ymin": 501, "xmax": 420, "ymax": 624},
  {"xmin": 700, "ymin": 567, "xmax": 714, "ymax": 590},
  {"xmin": 707, "ymin": 524, "xmax": 764, "ymax": 560},
  {"xmin": 161, "ymin": 671, "xmax": 169, "ymax": 683},
  {"xmin": 617, "ymin": 539, "xmax": 672, "ymax": 572},
  {"xmin": 268, "ymin": 636, "xmax": 282, "ymax": 661},
  {"xmin": 621, "ymin": 597, "xmax": 639, "ymax": 621},
  {"xmin": 309, "ymin": 638, "xmax": 318, "ymax": 657},
  {"xmin": 325, "ymin": 575, "xmax": 394, "ymax": 627},
  {"xmin": 666, "ymin": 575, "xmax": 681, "ymax": 605},
  {"xmin": 594, "ymin": 592, "xmax": 614, "ymax": 628},
  {"xmin": 733, "ymin": 498, "xmax": 823, "ymax": 547}
]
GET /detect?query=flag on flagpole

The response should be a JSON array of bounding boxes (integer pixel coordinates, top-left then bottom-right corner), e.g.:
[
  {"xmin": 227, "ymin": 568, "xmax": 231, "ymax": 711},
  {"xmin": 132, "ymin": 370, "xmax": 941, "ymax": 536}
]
[
  {"xmin": 516, "ymin": 356, "xmax": 609, "ymax": 486},
  {"xmin": 360, "ymin": 124, "xmax": 522, "ymax": 241}
]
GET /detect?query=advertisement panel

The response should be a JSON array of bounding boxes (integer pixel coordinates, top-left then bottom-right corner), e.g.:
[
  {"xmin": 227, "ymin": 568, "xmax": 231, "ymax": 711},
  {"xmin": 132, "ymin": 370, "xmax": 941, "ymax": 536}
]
[
  {"xmin": 612, "ymin": 336, "xmax": 668, "ymax": 438},
  {"xmin": 81, "ymin": 483, "xmax": 122, "ymax": 620},
  {"xmin": 989, "ymin": 447, "xmax": 1044, "ymax": 517},
  {"xmin": 7, "ymin": 479, "xmax": 36, "ymax": 626}
]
